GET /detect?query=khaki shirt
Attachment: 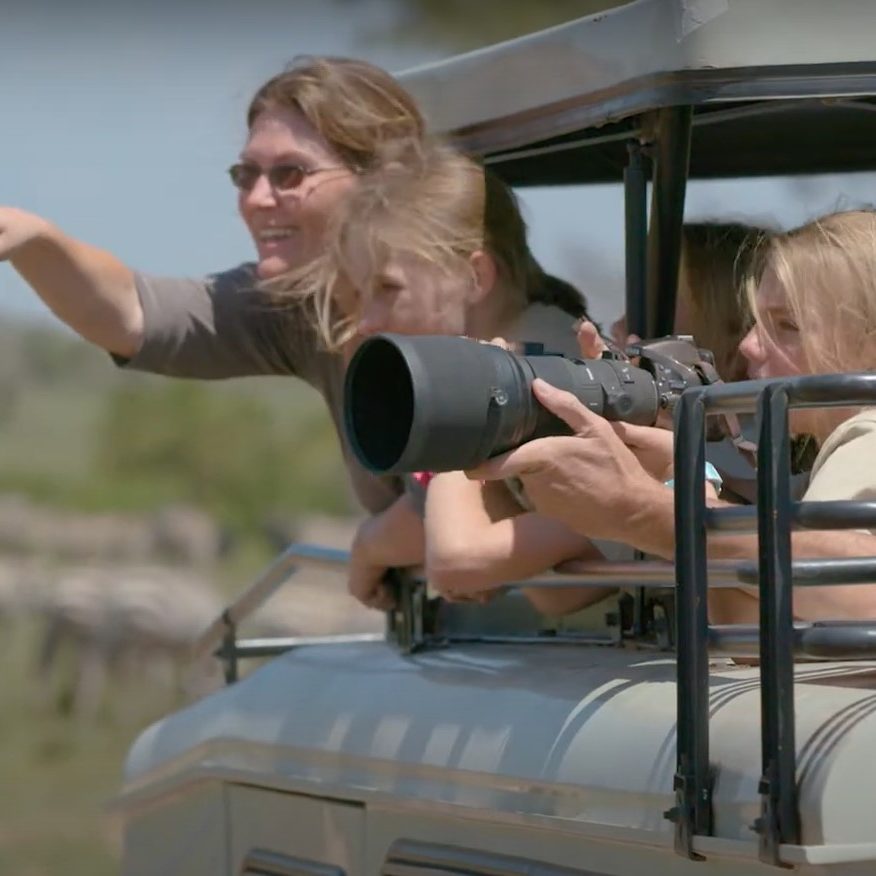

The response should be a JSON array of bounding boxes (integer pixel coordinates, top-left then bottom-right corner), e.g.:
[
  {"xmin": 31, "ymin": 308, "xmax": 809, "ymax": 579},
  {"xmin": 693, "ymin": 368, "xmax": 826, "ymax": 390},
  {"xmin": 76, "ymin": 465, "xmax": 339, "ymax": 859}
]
[{"xmin": 804, "ymin": 408, "xmax": 876, "ymax": 503}]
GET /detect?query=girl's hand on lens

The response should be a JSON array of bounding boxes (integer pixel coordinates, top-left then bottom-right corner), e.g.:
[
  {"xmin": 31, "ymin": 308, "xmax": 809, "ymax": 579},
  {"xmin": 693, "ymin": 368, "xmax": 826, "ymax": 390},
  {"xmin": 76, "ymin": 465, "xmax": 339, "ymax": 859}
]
[
  {"xmin": 608, "ymin": 421, "xmax": 675, "ymax": 482},
  {"xmin": 575, "ymin": 320, "xmax": 608, "ymax": 359}
]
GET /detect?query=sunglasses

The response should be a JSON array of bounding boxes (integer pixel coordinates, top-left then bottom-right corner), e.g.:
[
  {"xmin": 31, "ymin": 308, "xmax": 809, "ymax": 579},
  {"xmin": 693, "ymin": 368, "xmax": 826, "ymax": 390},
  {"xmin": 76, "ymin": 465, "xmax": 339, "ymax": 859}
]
[{"xmin": 228, "ymin": 162, "xmax": 347, "ymax": 193}]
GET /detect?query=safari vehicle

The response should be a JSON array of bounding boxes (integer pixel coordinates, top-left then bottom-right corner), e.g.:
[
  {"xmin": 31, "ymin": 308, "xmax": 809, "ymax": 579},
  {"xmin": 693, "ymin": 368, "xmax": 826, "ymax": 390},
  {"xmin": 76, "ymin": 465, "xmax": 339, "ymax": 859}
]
[{"xmin": 115, "ymin": 1, "xmax": 876, "ymax": 874}]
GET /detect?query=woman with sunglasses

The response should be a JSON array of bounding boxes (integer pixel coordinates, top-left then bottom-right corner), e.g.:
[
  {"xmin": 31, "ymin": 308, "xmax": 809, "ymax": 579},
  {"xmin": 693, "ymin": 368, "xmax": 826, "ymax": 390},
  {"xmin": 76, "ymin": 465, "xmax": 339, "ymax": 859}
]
[
  {"xmin": 0, "ymin": 55, "xmax": 588, "ymax": 532},
  {"xmin": 0, "ymin": 56, "xmax": 425, "ymax": 514}
]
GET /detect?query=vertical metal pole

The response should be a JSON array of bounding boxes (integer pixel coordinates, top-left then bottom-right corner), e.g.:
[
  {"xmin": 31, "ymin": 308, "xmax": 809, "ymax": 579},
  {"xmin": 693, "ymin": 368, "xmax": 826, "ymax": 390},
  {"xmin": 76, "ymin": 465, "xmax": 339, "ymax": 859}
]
[
  {"xmin": 667, "ymin": 388, "xmax": 712, "ymax": 858},
  {"xmin": 755, "ymin": 384, "xmax": 800, "ymax": 864},
  {"xmin": 624, "ymin": 140, "xmax": 648, "ymax": 340},
  {"xmin": 221, "ymin": 618, "xmax": 238, "ymax": 685},
  {"xmin": 385, "ymin": 568, "xmax": 428, "ymax": 654},
  {"xmin": 645, "ymin": 106, "xmax": 693, "ymax": 338},
  {"xmin": 625, "ymin": 138, "xmax": 651, "ymax": 640}
]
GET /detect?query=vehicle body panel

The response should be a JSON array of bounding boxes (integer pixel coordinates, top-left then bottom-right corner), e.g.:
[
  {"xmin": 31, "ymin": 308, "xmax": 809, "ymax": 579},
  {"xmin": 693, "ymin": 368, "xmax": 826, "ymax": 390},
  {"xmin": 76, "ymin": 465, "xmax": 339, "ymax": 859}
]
[{"xmin": 118, "ymin": 643, "xmax": 876, "ymax": 869}]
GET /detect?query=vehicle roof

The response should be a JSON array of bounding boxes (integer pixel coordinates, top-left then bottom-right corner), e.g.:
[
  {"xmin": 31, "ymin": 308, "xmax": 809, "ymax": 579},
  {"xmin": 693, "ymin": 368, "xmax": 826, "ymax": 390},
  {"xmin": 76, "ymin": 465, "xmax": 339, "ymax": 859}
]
[
  {"xmin": 119, "ymin": 643, "xmax": 876, "ymax": 865},
  {"xmin": 396, "ymin": 0, "xmax": 876, "ymax": 184}
]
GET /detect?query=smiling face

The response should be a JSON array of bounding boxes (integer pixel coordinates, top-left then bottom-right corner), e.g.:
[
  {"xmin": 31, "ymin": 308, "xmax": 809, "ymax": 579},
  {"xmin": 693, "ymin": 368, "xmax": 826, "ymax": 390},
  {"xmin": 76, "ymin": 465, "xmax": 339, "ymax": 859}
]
[{"xmin": 237, "ymin": 106, "xmax": 358, "ymax": 279}]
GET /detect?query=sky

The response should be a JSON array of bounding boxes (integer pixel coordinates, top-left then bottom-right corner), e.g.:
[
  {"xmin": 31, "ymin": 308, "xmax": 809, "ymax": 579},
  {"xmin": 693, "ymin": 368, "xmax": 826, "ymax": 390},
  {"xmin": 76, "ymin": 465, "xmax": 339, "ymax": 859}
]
[{"xmin": 4, "ymin": 0, "xmax": 876, "ymax": 329}]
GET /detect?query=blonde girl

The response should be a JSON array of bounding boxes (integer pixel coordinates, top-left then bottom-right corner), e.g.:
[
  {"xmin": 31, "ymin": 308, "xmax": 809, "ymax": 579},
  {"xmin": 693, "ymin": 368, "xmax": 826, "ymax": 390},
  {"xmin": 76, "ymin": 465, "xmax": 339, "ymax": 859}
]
[{"xmin": 274, "ymin": 140, "xmax": 601, "ymax": 611}]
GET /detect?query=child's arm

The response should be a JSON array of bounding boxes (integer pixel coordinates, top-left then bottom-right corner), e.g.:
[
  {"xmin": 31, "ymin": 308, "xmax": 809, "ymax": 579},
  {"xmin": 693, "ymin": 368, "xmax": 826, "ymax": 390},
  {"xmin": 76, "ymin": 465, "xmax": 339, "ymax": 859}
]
[
  {"xmin": 348, "ymin": 492, "xmax": 425, "ymax": 611},
  {"xmin": 424, "ymin": 471, "xmax": 614, "ymax": 615}
]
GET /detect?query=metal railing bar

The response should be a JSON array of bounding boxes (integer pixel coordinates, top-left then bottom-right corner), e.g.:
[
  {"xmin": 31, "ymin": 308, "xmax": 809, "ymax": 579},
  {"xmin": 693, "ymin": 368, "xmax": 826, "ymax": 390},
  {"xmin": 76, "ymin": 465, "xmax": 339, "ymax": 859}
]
[
  {"xmin": 197, "ymin": 549, "xmax": 876, "ymax": 669},
  {"xmin": 755, "ymin": 384, "xmax": 801, "ymax": 862},
  {"xmin": 670, "ymin": 387, "xmax": 713, "ymax": 856},
  {"xmin": 507, "ymin": 561, "xmax": 741, "ymax": 588},
  {"xmin": 708, "ymin": 501, "xmax": 876, "ymax": 533},
  {"xmin": 440, "ymin": 633, "xmax": 618, "ymax": 646},
  {"xmin": 699, "ymin": 373, "xmax": 876, "ymax": 412},
  {"xmin": 785, "ymin": 373, "xmax": 876, "ymax": 406},
  {"xmin": 281, "ymin": 543, "xmax": 354, "ymax": 569},
  {"xmin": 794, "ymin": 500, "xmax": 876, "ymax": 530},
  {"xmin": 734, "ymin": 557, "xmax": 876, "ymax": 587},
  {"xmin": 224, "ymin": 624, "xmax": 876, "ymax": 664},
  {"xmin": 228, "ymin": 633, "xmax": 385, "ymax": 660},
  {"xmin": 709, "ymin": 622, "xmax": 876, "ymax": 660},
  {"xmin": 193, "ymin": 542, "xmax": 352, "ymax": 663}
]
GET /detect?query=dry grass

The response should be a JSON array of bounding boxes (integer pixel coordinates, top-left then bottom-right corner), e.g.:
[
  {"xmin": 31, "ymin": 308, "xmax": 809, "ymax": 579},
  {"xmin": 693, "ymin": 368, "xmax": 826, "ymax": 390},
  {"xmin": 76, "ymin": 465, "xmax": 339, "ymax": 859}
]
[{"xmin": 0, "ymin": 516, "xmax": 377, "ymax": 874}]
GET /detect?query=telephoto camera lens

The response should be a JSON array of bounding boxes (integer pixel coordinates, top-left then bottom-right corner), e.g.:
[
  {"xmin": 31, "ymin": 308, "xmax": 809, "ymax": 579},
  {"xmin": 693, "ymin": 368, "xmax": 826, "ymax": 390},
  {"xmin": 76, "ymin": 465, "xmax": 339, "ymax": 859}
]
[{"xmin": 343, "ymin": 333, "xmax": 663, "ymax": 475}]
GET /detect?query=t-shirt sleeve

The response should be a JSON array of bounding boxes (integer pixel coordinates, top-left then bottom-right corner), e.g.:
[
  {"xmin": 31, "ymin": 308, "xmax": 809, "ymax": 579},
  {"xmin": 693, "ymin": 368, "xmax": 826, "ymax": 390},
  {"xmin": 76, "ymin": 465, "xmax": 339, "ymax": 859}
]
[
  {"xmin": 114, "ymin": 264, "xmax": 314, "ymax": 380},
  {"xmin": 803, "ymin": 422, "xmax": 876, "ymax": 502}
]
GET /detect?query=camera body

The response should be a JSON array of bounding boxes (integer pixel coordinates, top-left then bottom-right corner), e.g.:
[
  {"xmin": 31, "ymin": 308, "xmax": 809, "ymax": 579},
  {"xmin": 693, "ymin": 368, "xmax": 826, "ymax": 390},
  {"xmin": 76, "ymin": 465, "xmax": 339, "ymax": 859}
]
[{"xmin": 344, "ymin": 333, "xmax": 718, "ymax": 475}]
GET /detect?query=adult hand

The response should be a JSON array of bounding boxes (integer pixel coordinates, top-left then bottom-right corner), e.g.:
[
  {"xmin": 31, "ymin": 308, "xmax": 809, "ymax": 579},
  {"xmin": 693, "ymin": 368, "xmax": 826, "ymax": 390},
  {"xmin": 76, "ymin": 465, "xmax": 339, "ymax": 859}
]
[
  {"xmin": 609, "ymin": 420, "xmax": 675, "ymax": 482},
  {"xmin": 467, "ymin": 379, "xmax": 667, "ymax": 542},
  {"xmin": 347, "ymin": 517, "xmax": 396, "ymax": 612},
  {"xmin": 0, "ymin": 207, "xmax": 51, "ymax": 261}
]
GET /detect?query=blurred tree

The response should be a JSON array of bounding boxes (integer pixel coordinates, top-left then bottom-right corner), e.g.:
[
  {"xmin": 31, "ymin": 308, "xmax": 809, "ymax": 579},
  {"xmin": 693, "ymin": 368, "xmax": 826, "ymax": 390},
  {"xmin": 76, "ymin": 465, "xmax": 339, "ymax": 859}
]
[
  {"xmin": 0, "ymin": 326, "xmax": 23, "ymax": 424},
  {"xmin": 97, "ymin": 381, "xmax": 351, "ymax": 527},
  {"xmin": 17, "ymin": 324, "xmax": 117, "ymax": 389},
  {"xmin": 363, "ymin": 0, "xmax": 629, "ymax": 53}
]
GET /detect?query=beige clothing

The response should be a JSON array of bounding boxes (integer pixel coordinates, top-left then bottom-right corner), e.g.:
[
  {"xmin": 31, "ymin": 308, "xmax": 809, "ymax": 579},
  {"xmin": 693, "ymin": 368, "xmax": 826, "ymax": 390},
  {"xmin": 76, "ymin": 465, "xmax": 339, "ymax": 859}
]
[
  {"xmin": 803, "ymin": 408, "xmax": 876, "ymax": 503},
  {"xmin": 118, "ymin": 264, "xmax": 402, "ymax": 514}
]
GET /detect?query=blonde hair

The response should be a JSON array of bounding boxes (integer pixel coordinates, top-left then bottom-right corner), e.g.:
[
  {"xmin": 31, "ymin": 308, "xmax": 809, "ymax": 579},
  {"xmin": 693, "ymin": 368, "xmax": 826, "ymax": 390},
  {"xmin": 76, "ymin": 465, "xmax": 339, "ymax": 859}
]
[
  {"xmin": 748, "ymin": 210, "xmax": 876, "ymax": 375},
  {"xmin": 247, "ymin": 56, "xmax": 425, "ymax": 171},
  {"xmin": 272, "ymin": 140, "xmax": 589, "ymax": 350},
  {"xmin": 681, "ymin": 221, "xmax": 770, "ymax": 381}
]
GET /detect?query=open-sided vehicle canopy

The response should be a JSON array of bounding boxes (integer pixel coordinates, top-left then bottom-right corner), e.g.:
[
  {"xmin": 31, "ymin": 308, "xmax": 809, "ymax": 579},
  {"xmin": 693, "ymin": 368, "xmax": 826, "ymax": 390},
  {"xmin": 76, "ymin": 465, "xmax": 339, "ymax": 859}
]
[
  {"xmin": 401, "ymin": 0, "xmax": 876, "ymax": 341},
  {"xmin": 399, "ymin": 0, "xmax": 876, "ymax": 184}
]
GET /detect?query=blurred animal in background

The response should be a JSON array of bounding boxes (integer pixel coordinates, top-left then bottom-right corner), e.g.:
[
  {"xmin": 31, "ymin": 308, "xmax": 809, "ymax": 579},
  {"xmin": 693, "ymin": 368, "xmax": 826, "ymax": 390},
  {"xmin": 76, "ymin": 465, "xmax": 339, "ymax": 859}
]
[
  {"xmin": 0, "ymin": 496, "xmax": 227, "ymax": 565},
  {"xmin": 1, "ymin": 509, "xmax": 380, "ymax": 719},
  {"xmin": 0, "ymin": 557, "xmax": 41, "ymax": 639},
  {"xmin": 34, "ymin": 565, "xmax": 224, "ymax": 717}
]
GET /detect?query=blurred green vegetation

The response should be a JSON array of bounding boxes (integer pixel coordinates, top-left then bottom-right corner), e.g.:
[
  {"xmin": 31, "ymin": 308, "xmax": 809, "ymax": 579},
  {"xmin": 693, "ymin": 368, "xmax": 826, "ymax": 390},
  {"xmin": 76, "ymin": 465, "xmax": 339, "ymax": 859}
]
[
  {"xmin": 0, "ymin": 619, "xmax": 174, "ymax": 875},
  {"xmin": 0, "ymin": 322, "xmax": 353, "ymax": 534}
]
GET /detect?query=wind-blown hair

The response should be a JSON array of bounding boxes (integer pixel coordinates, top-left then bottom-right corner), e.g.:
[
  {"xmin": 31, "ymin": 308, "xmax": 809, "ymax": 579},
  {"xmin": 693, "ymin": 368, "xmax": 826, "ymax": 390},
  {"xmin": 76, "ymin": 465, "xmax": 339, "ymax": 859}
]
[
  {"xmin": 247, "ymin": 56, "xmax": 426, "ymax": 172},
  {"xmin": 746, "ymin": 209, "xmax": 876, "ymax": 377},
  {"xmin": 268, "ymin": 139, "xmax": 590, "ymax": 350}
]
